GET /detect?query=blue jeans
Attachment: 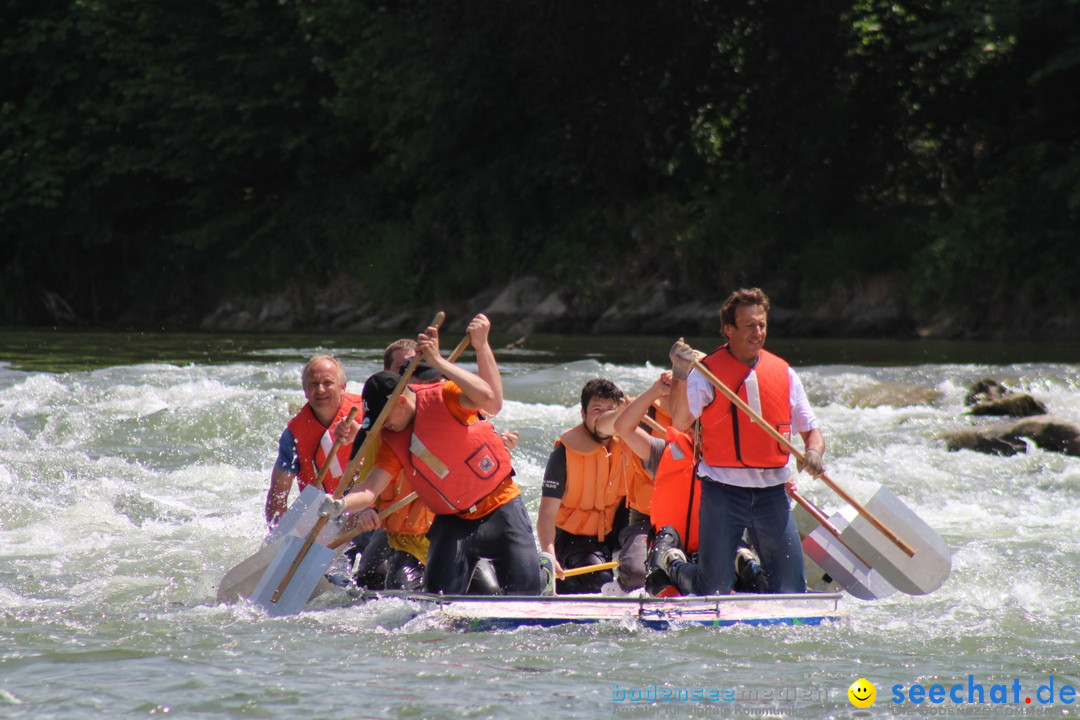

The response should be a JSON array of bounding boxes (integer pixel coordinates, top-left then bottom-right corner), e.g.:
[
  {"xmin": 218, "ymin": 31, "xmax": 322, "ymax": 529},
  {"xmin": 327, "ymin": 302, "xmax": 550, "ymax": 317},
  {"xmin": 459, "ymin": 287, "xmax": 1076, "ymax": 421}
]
[{"xmin": 671, "ymin": 481, "xmax": 805, "ymax": 595}]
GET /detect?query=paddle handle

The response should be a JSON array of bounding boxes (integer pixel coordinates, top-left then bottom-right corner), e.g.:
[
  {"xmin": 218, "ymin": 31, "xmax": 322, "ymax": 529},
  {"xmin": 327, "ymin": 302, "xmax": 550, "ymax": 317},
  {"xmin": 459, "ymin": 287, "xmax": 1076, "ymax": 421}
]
[
  {"xmin": 271, "ymin": 312, "xmax": 446, "ymax": 603},
  {"xmin": 328, "ymin": 492, "xmax": 420, "ymax": 550},
  {"xmin": 447, "ymin": 334, "xmax": 471, "ymax": 363},
  {"xmin": 641, "ymin": 414, "xmax": 673, "ymax": 438},
  {"xmin": 338, "ymin": 312, "xmax": 446, "ymax": 496},
  {"xmin": 312, "ymin": 406, "xmax": 360, "ymax": 492},
  {"xmin": 689, "ymin": 358, "xmax": 916, "ymax": 557},
  {"xmin": 562, "ymin": 560, "xmax": 619, "ymax": 578}
]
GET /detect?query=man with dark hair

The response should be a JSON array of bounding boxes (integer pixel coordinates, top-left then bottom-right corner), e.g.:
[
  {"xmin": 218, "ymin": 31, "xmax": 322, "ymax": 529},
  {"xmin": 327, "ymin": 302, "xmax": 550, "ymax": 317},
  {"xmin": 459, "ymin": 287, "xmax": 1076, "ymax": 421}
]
[
  {"xmin": 320, "ymin": 314, "xmax": 541, "ymax": 595},
  {"xmin": 654, "ymin": 287, "xmax": 827, "ymax": 595},
  {"xmin": 536, "ymin": 378, "xmax": 657, "ymax": 593}
]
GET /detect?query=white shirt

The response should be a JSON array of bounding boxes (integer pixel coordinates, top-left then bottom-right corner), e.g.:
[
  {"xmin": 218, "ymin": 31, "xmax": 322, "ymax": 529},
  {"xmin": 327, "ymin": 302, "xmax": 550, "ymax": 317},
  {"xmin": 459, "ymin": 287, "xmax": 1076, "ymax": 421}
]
[{"xmin": 685, "ymin": 364, "xmax": 818, "ymax": 488}]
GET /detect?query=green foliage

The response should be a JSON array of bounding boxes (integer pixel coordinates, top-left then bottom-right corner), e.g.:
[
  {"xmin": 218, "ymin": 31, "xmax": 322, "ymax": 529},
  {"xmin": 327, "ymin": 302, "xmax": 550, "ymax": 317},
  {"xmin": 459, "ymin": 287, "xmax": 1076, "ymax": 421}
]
[{"xmin": 0, "ymin": 0, "xmax": 1076, "ymax": 333}]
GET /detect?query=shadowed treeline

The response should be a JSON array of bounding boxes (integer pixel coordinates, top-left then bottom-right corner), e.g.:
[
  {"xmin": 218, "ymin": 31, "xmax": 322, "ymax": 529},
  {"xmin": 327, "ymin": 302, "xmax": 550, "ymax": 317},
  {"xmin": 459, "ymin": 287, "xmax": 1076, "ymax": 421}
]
[{"xmin": 2, "ymin": 1, "xmax": 1077, "ymax": 336}]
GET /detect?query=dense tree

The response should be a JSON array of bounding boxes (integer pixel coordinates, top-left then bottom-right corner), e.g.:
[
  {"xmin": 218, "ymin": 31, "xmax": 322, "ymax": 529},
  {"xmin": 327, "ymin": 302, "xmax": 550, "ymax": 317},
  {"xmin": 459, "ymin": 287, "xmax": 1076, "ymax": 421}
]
[{"xmin": 1, "ymin": 0, "xmax": 1076, "ymax": 334}]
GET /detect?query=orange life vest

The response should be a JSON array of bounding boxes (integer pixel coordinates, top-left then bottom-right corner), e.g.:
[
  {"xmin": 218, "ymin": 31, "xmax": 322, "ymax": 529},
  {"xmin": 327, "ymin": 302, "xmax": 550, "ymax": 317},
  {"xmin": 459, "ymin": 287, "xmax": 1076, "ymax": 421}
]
[
  {"xmin": 286, "ymin": 392, "xmax": 364, "ymax": 494},
  {"xmin": 699, "ymin": 347, "xmax": 791, "ymax": 469},
  {"xmin": 555, "ymin": 426, "xmax": 650, "ymax": 540},
  {"xmin": 380, "ymin": 383, "xmax": 512, "ymax": 515},
  {"xmin": 377, "ymin": 471, "xmax": 433, "ymax": 535},
  {"xmin": 649, "ymin": 425, "xmax": 701, "ymax": 553}
]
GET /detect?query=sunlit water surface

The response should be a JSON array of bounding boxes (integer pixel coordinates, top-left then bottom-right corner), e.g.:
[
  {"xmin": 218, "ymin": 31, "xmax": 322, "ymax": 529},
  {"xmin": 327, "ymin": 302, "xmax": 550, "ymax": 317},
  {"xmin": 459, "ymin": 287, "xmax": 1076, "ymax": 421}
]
[{"xmin": 1, "ymin": 331, "xmax": 1078, "ymax": 719}]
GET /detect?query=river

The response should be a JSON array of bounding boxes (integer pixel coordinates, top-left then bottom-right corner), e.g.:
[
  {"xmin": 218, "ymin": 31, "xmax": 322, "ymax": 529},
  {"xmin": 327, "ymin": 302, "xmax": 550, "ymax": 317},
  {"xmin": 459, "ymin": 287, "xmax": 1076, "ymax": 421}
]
[{"xmin": 1, "ymin": 328, "xmax": 1078, "ymax": 720}]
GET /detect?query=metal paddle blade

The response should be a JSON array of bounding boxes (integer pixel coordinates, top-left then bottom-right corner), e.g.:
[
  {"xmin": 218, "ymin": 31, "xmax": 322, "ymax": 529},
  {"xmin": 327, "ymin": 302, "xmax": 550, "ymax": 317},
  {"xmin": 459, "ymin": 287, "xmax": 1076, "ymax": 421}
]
[
  {"xmin": 265, "ymin": 485, "xmax": 326, "ymax": 545},
  {"xmin": 217, "ymin": 537, "xmax": 287, "ymax": 604},
  {"xmin": 803, "ymin": 506, "xmax": 897, "ymax": 601},
  {"xmin": 250, "ymin": 534, "xmax": 336, "ymax": 616},
  {"xmin": 838, "ymin": 484, "xmax": 951, "ymax": 596},
  {"xmin": 216, "ymin": 485, "xmax": 327, "ymax": 604}
]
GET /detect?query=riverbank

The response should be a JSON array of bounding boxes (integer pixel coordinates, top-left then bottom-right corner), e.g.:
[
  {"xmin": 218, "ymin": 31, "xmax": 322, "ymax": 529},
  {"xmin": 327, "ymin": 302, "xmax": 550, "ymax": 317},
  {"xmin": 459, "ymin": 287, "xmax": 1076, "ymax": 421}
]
[{"xmin": 195, "ymin": 274, "xmax": 1080, "ymax": 340}]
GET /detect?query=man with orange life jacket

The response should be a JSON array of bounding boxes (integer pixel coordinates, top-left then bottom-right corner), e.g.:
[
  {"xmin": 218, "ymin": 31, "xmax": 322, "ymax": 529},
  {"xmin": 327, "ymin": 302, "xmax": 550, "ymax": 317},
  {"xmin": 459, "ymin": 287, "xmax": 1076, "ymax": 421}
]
[
  {"xmin": 352, "ymin": 344, "xmax": 504, "ymax": 593},
  {"xmin": 265, "ymin": 354, "xmax": 373, "ymax": 529},
  {"xmin": 319, "ymin": 314, "xmax": 542, "ymax": 595},
  {"xmin": 537, "ymin": 378, "xmax": 657, "ymax": 594},
  {"xmin": 652, "ymin": 287, "xmax": 827, "ymax": 595}
]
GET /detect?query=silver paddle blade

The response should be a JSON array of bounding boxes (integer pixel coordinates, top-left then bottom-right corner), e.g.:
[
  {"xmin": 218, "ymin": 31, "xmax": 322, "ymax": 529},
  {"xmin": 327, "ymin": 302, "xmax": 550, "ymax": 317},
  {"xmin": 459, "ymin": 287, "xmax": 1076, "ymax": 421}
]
[
  {"xmin": 250, "ymin": 534, "xmax": 336, "ymax": 616},
  {"xmin": 839, "ymin": 484, "xmax": 951, "ymax": 596},
  {"xmin": 217, "ymin": 484, "xmax": 327, "ymax": 604},
  {"xmin": 803, "ymin": 505, "xmax": 897, "ymax": 600}
]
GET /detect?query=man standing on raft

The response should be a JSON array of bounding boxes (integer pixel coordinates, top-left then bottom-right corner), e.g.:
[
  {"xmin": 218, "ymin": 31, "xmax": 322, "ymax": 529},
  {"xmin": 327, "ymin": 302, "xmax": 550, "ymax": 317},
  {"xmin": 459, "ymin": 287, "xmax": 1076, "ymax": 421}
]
[{"xmin": 651, "ymin": 287, "xmax": 827, "ymax": 595}]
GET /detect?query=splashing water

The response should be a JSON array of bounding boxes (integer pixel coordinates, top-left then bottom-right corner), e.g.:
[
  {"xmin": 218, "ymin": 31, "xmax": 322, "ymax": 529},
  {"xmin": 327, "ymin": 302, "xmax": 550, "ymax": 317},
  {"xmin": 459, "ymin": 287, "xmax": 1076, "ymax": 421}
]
[{"xmin": 1, "ymin": 337, "xmax": 1078, "ymax": 719}]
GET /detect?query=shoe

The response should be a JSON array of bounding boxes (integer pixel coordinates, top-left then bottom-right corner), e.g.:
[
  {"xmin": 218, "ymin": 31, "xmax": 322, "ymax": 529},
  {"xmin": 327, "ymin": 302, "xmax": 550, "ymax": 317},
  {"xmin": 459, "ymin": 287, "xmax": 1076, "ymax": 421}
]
[
  {"xmin": 647, "ymin": 525, "xmax": 686, "ymax": 575},
  {"xmin": 735, "ymin": 546, "xmax": 757, "ymax": 578},
  {"xmin": 645, "ymin": 568, "xmax": 680, "ymax": 597},
  {"xmin": 601, "ymin": 580, "xmax": 628, "ymax": 596},
  {"xmin": 538, "ymin": 552, "xmax": 556, "ymax": 596},
  {"xmin": 734, "ymin": 545, "xmax": 765, "ymax": 593}
]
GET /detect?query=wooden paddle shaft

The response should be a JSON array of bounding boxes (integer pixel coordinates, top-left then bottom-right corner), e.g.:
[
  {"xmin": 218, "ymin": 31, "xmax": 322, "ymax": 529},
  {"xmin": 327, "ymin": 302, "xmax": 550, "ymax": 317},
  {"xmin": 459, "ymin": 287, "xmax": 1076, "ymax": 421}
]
[
  {"xmin": 789, "ymin": 488, "xmax": 878, "ymax": 567},
  {"xmin": 271, "ymin": 312, "xmax": 446, "ymax": 602},
  {"xmin": 328, "ymin": 491, "xmax": 420, "ymax": 550},
  {"xmin": 563, "ymin": 560, "xmax": 620, "ymax": 578},
  {"xmin": 313, "ymin": 406, "xmax": 359, "ymax": 492},
  {"xmin": 690, "ymin": 358, "xmax": 916, "ymax": 557},
  {"xmin": 447, "ymin": 334, "xmax": 471, "ymax": 363},
  {"xmin": 641, "ymin": 414, "xmax": 667, "ymax": 435}
]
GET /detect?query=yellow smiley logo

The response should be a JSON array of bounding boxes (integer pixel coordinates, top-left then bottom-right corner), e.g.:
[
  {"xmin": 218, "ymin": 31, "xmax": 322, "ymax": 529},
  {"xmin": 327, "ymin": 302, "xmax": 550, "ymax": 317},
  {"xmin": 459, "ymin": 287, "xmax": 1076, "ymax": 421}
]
[{"xmin": 848, "ymin": 678, "xmax": 876, "ymax": 708}]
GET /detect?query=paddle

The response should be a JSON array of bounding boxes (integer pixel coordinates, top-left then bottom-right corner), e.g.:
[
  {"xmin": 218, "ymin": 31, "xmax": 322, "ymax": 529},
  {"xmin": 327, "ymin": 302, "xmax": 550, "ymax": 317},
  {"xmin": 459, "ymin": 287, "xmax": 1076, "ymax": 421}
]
[
  {"xmin": 252, "ymin": 312, "xmax": 445, "ymax": 614},
  {"xmin": 314, "ymin": 406, "xmax": 359, "ymax": 491},
  {"xmin": 217, "ymin": 484, "xmax": 331, "ymax": 604},
  {"xmin": 687, "ymin": 354, "xmax": 950, "ymax": 595},
  {"xmin": 563, "ymin": 560, "xmax": 620, "ymax": 578},
  {"xmin": 217, "ymin": 406, "xmax": 360, "ymax": 604},
  {"xmin": 789, "ymin": 490, "xmax": 897, "ymax": 600},
  {"xmin": 216, "ymin": 490, "xmax": 419, "ymax": 605}
]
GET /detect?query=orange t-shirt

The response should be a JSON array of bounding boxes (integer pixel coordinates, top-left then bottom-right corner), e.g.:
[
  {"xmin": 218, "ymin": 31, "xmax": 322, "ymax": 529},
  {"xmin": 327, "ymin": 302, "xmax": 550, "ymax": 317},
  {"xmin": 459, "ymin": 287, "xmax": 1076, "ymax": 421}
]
[{"xmin": 374, "ymin": 383, "xmax": 520, "ymax": 519}]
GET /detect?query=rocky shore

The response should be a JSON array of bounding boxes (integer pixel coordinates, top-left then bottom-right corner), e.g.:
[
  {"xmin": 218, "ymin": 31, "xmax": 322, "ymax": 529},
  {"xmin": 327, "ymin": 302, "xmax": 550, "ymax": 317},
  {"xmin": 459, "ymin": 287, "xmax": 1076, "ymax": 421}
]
[{"xmin": 199, "ymin": 274, "xmax": 944, "ymax": 338}]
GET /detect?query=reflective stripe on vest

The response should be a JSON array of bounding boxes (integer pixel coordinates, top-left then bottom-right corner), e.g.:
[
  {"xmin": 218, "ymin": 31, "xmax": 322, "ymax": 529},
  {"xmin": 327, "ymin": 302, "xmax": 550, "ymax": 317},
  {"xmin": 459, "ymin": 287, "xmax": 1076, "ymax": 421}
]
[{"xmin": 286, "ymin": 393, "xmax": 364, "ymax": 494}]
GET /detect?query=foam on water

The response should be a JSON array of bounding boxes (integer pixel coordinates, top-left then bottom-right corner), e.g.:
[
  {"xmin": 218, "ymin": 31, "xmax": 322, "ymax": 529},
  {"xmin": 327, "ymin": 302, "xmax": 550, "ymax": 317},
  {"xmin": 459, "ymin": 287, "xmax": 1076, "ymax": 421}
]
[{"xmin": 2, "ymin": 350, "xmax": 1079, "ymax": 718}]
